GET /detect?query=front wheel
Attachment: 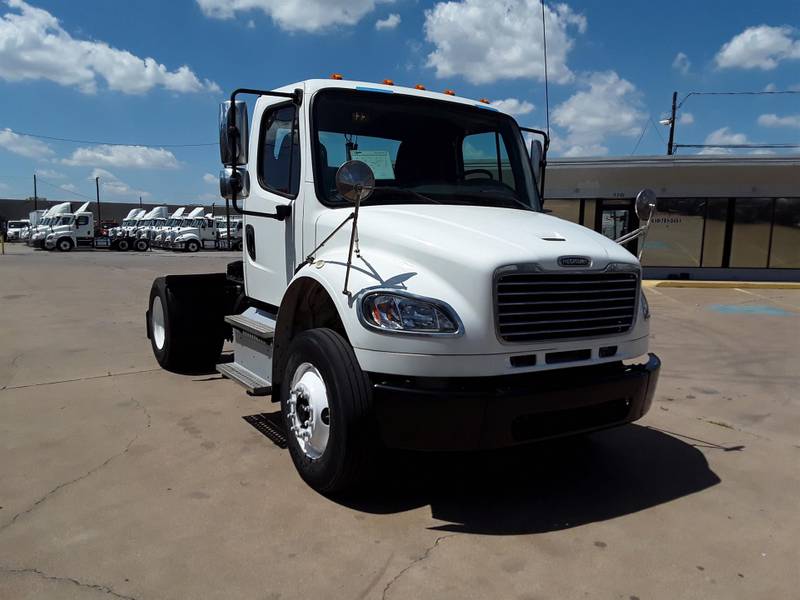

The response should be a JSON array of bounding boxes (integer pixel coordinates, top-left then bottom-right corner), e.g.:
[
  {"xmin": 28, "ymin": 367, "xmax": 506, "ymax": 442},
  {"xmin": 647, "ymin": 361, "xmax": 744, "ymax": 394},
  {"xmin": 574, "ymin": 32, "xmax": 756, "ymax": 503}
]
[
  {"xmin": 185, "ymin": 239, "xmax": 200, "ymax": 253},
  {"xmin": 117, "ymin": 238, "xmax": 130, "ymax": 251},
  {"xmin": 280, "ymin": 328, "xmax": 377, "ymax": 494},
  {"xmin": 56, "ymin": 238, "xmax": 73, "ymax": 252},
  {"xmin": 134, "ymin": 238, "xmax": 149, "ymax": 252}
]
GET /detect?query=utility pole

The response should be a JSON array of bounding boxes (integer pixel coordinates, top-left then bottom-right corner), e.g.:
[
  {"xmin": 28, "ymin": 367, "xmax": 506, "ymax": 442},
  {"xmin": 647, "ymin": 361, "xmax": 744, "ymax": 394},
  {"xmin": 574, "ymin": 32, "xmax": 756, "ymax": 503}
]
[
  {"xmin": 667, "ymin": 91, "xmax": 677, "ymax": 155},
  {"xmin": 95, "ymin": 176, "xmax": 102, "ymax": 223},
  {"xmin": 139, "ymin": 196, "xmax": 143, "ymax": 209},
  {"xmin": 33, "ymin": 174, "xmax": 38, "ymax": 211}
]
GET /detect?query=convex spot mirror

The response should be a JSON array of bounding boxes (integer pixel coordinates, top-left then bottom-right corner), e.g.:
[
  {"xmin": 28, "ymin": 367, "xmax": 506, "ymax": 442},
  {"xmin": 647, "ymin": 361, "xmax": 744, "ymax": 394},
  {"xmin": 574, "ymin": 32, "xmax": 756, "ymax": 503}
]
[
  {"xmin": 635, "ymin": 188, "xmax": 657, "ymax": 222},
  {"xmin": 335, "ymin": 160, "xmax": 375, "ymax": 204},
  {"xmin": 219, "ymin": 101, "xmax": 249, "ymax": 166},
  {"xmin": 219, "ymin": 167, "xmax": 250, "ymax": 200}
]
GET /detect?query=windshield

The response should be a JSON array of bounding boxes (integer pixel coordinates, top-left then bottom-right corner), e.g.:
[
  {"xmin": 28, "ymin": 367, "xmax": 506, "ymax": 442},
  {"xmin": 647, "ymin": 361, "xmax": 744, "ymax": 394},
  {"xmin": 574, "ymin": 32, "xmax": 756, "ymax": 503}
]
[
  {"xmin": 57, "ymin": 216, "xmax": 74, "ymax": 225},
  {"xmin": 8, "ymin": 221, "xmax": 25, "ymax": 228},
  {"xmin": 312, "ymin": 89, "xmax": 539, "ymax": 211},
  {"xmin": 191, "ymin": 218, "xmax": 205, "ymax": 227}
]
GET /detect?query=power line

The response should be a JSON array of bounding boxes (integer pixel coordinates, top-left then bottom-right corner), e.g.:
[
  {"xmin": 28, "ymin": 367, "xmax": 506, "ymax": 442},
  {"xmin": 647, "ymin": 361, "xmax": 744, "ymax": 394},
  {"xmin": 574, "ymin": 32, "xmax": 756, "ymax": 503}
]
[
  {"xmin": 2, "ymin": 129, "xmax": 216, "ymax": 148},
  {"xmin": 677, "ymin": 89, "xmax": 800, "ymax": 109},
  {"xmin": 36, "ymin": 177, "xmax": 97, "ymax": 201},
  {"xmin": 674, "ymin": 143, "xmax": 800, "ymax": 149},
  {"xmin": 629, "ymin": 118, "xmax": 650, "ymax": 155}
]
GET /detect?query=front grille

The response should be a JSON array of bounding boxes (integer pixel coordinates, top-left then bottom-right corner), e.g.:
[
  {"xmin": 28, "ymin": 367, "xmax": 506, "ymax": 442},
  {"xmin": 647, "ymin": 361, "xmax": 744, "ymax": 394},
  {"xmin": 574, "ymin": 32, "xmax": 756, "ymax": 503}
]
[{"xmin": 495, "ymin": 269, "xmax": 638, "ymax": 342}]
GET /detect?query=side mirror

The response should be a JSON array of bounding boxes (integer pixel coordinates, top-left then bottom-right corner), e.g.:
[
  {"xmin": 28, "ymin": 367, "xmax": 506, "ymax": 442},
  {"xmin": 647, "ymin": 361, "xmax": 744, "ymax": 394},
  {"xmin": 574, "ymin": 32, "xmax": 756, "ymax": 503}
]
[
  {"xmin": 219, "ymin": 101, "xmax": 249, "ymax": 166},
  {"xmin": 219, "ymin": 167, "xmax": 250, "ymax": 200},
  {"xmin": 635, "ymin": 188, "xmax": 657, "ymax": 223},
  {"xmin": 335, "ymin": 160, "xmax": 375, "ymax": 205},
  {"xmin": 529, "ymin": 139, "xmax": 543, "ymax": 187}
]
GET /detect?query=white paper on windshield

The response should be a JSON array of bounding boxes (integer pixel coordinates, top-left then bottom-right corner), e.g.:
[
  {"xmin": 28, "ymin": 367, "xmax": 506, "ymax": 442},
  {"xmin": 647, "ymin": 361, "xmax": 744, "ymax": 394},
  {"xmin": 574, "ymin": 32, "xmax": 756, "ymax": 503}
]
[{"xmin": 350, "ymin": 150, "xmax": 395, "ymax": 180}]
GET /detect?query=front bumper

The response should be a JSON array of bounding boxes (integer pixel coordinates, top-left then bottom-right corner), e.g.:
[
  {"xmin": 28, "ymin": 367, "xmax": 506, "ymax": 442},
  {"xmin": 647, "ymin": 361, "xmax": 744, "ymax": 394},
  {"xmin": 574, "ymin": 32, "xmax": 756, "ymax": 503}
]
[{"xmin": 371, "ymin": 353, "xmax": 660, "ymax": 450}]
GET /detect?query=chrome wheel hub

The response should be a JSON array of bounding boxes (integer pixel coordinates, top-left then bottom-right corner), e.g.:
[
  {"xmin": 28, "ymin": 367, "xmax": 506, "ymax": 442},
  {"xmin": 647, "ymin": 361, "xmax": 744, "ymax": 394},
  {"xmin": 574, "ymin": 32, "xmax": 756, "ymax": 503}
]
[
  {"xmin": 287, "ymin": 362, "xmax": 330, "ymax": 459},
  {"xmin": 151, "ymin": 296, "xmax": 166, "ymax": 350}
]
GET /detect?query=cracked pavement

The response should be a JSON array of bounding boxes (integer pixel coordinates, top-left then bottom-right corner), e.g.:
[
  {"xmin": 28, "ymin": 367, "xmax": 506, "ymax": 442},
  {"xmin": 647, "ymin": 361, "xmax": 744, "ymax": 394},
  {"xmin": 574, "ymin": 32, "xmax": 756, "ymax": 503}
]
[{"xmin": 1, "ymin": 244, "xmax": 798, "ymax": 599}]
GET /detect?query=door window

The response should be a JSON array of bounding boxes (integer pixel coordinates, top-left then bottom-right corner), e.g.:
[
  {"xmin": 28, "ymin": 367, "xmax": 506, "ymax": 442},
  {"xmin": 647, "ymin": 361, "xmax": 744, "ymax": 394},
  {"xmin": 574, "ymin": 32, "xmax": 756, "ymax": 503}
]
[{"xmin": 259, "ymin": 104, "xmax": 300, "ymax": 197}]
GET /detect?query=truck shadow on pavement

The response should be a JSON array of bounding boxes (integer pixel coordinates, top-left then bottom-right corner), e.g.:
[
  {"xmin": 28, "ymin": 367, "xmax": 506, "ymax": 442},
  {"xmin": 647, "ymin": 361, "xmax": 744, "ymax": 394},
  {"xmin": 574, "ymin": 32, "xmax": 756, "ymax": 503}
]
[{"xmin": 338, "ymin": 424, "xmax": 723, "ymax": 535}]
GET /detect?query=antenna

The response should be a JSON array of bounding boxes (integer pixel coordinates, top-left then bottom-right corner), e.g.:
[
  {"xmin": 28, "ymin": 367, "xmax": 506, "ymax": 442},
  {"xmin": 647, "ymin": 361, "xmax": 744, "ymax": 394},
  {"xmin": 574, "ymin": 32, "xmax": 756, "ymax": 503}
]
[{"xmin": 540, "ymin": 1, "xmax": 550, "ymax": 137}]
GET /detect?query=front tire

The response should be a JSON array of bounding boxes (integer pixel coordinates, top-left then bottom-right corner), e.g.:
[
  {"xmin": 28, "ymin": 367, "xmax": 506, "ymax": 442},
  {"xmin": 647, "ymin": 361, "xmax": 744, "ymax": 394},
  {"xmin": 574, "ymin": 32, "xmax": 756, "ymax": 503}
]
[
  {"xmin": 186, "ymin": 239, "xmax": 200, "ymax": 253},
  {"xmin": 280, "ymin": 328, "xmax": 376, "ymax": 494},
  {"xmin": 134, "ymin": 238, "xmax": 149, "ymax": 252},
  {"xmin": 117, "ymin": 238, "xmax": 130, "ymax": 251},
  {"xmin": 147, "ymin": 277, "xmax": 225, "ymax": 373},
  {"xmin": 56, "ymin": 238, "xmax": 73, "ymax": 252}
]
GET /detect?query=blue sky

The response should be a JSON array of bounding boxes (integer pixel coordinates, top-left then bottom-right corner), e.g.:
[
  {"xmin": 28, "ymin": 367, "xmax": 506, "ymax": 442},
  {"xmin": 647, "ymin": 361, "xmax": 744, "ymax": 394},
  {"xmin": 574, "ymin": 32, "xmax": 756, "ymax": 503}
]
[{"xmin": 0, "ymin": 0, "xmax": 798, "ymax": 205}]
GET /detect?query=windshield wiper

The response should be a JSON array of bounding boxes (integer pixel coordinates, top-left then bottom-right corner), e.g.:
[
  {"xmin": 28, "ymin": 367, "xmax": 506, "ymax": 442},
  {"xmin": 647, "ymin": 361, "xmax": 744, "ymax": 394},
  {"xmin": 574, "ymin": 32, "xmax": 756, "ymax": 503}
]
[{"xmin": 373, "ymin": 186, "xmax": 442, "ymax": 204}]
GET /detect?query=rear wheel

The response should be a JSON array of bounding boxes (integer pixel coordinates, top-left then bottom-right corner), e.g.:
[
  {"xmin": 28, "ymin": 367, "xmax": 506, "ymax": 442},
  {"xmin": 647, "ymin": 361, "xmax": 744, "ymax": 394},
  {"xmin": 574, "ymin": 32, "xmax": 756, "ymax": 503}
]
[
  {"xmin": 280, "ymin": 328, "xmax": 377, "ymax": 494},
  {"xmin": 147, "ymin": 277, "xmax": 225, "ymax": 373}
]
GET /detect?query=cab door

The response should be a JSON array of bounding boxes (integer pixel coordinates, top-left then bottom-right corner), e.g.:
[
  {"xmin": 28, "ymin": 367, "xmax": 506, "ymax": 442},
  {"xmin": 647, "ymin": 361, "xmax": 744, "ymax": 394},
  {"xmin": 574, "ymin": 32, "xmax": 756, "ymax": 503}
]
[{"xmin": 243, "ymin": 96, "xmax": 303, "ymax": 306}]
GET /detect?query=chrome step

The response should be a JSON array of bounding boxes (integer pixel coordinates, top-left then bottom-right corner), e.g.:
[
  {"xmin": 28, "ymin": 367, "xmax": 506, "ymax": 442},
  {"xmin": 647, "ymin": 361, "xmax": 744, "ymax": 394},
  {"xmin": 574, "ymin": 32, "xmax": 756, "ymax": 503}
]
[
  {"xmin": 225, "ymin": 311, "xmax": 275, "ymax": 339},
  {"xmin": 216, "ymin": 362, "xmax": 272, "ymax": 396}
]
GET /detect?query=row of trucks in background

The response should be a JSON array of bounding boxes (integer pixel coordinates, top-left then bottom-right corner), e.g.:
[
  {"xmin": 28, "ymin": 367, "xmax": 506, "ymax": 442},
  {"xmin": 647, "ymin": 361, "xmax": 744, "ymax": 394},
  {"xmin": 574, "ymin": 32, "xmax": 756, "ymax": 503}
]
[{"xmin": 12, "ymin": 202, "xmax": 242, "ymax": 252}]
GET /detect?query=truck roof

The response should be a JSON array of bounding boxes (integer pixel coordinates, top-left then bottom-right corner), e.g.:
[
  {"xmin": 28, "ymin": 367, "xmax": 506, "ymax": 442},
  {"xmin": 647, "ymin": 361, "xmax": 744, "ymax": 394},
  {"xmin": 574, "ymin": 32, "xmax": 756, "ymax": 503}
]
[{"xmin": 272, "ymin": 79, "xmax": 506, "ymax": 115}]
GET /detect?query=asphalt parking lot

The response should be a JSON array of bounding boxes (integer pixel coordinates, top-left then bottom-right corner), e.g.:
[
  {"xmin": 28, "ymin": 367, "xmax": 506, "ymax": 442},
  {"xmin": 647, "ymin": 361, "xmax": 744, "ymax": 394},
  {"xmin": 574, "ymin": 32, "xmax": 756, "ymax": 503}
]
[{"xmin": 1, "ymin": 244, "xmax": 798, "ymax": 600}]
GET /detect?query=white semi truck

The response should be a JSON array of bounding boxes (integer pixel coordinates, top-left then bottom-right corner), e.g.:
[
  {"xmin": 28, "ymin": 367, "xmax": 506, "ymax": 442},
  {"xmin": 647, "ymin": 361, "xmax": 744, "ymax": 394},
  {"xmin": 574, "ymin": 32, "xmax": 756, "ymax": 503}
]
[
  {"xmin": 112, "ymin": 209, "xmax": 146, "ymax": 251},
  {"xmin": 146, "ymin": 79, "xmax": 660, "ymax": 493},
  {"xmin": 171, "ymin": 213, "xmax": 241, "ymax": 252},
  {"xmin": 29, "ymin": 202, "xmax": 71, "ymax": 247},
  {"xmin": 44, "ymin": 201, "xmax": 95, "ymax": 251},
  {"xmin": 162, "ymin": 207, "xmax": 204, "ymax": 249},
  {"xmin": 133, "ymin": 206, "xmax": 169, "ymax": 251},
  {"xmin": 152, "ymin": 207, "xmax": 185, "ymax": 248},
  {"xmin": 4, "ymin": 219, "xmax": 30, "ymax": 241}
]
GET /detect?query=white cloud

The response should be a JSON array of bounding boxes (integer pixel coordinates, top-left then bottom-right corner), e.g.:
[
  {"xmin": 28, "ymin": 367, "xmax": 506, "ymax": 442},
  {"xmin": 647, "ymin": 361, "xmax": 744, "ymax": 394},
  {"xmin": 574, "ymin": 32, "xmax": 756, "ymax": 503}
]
[
  {"xmin": 551, "ymin": 71, "xmax": 645, "ymax": 156},
  {"xmin": 0, "ymin": 0, "xmax": 219, "ymax": 94},
  {"xmin": 196, "ymin": 0, "xmax": 390, "ymax": 32},
  {"xmin": 203, "ymin": 172, "xmax": 217, "ymax": 184},
  {"xmin": 246, "ymin": 19, "xmax": 256, "ymax": 29},
  {"xmin": 715, "ymin": 25, "xmax": 800, "ymax": 70},
  {"xmin": 59, "ymin": 183, "xmax": 77, "ymax": 192},
  {"xmin": 764, "ymin": 82, "xmax": 777, "ymax": 92},
  {"xmin": 698, "ymin": 127, "xmax": 750, "ymax": 154},
  {"xmin": 91, "ymin": 168, "xmax": 150, "ymax": 198},
  {"xmin": 679, "ymin": 112, "xmax": 694, "ymax": 125},
  {"xmin": 375, "ymin": 13, "xmax": 401, "ymax": 30},
  {"xmin": 490, "ymin": 98, "xmax": 535, "ymax": 116},
  {"xmin": 63, "ymin": 145, "xmax": 179, "ymax": 169},
  {"xmin": 424, "ymin": 0, "xmax": 586, "ymax": 85},
  {"xmin": 0, "ymin": 128, "xmax": 54, "ymax": 159},
  {"xmin": 672, "ymin": 52, "xmax": 691, "ymax": 74},
  {"xmin": 757, "ymin": 113, "xmax": 800, "ymax": 129},
  {"xmin": 35, "ymin": 168, "xmax": 64, "ymax": 178}
]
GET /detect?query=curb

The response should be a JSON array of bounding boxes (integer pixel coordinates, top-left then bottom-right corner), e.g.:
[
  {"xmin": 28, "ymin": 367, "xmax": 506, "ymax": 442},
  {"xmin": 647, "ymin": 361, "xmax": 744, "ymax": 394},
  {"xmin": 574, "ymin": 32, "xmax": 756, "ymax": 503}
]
[{"xmin": 643, "ymin": 280, "xmax": 800, "ymax": 290}]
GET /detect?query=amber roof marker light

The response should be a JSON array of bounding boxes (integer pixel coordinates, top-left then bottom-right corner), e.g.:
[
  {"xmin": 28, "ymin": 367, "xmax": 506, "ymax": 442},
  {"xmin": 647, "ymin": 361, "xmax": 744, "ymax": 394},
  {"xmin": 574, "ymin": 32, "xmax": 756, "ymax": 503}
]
[
  {"xmin": 444, "ymin": 89, "xmax": 456, "ymax": 96},
  {"xmin": 414, "ymin": 84, "xmax": 426, "ymax": 90},
  {"xmin": 479, "ymin": 98, "xmax": 490, "ymax": 104},
  {"xmin": 330, "ymin": 73, "xmax": 344, "ymax": 80},
  {"xmin": 382, "ymin": 79, "xmax": 394, "ymax": 85}
]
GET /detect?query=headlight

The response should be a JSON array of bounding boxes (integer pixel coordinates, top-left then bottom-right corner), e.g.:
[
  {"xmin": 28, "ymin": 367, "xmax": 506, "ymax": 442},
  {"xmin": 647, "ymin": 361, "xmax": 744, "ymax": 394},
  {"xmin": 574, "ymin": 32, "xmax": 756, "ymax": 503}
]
[
  {"xmin": 641, "ymin": 290, "xmax": 650, "ymax": 320},
  {"xmin": 360, "ymin": 292, "xmax": 461, "ymax": 334}
]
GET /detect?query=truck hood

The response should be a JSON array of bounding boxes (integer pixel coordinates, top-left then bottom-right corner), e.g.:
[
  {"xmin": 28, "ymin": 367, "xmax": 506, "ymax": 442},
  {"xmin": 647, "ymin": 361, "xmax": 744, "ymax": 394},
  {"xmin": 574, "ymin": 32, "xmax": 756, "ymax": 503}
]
[{"xmin": 316, "ymin": 204, "xmax": 637, "ymax": 273}]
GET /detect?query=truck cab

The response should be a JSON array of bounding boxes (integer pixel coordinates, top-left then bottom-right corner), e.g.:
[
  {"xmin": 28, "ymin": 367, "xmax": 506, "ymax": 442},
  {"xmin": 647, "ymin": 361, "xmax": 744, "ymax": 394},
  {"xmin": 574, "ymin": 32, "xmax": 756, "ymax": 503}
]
[
  {"xmin": 112, "ymin": 209, "xmax": 146, "ymax": 251},
  {"xmin": 44, "ymin": 202, "xmax": 95, "ymax": 251},
  {"xmin": 163, "ymin": 207, "xmax": 204, "ymax": 249},
  {"xmin": 4, "ymin": 219, "xmax": 30, "ymax": 241},
  {"xmin": 152, "ymin": 208, "xmax": 185, "ymax": 248},
  {"xmin": 132, "ymin": 206, "xmax": 169, "ymax": 251},
  {"xmin": 217, "ymin": 217, "xmax": 243, "ymax": 251},
  {"xmin": 146, "ymin": 79, "xmax": 660, "ymax": 494},
  {"xmin": 29, "ymin": 202, "xmax": 71, "ymax": 248}
]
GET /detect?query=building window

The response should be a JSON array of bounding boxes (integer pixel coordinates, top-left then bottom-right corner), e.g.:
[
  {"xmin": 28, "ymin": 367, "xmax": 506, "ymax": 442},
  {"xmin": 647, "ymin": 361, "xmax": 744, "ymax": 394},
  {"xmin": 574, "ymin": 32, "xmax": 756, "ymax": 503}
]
[
  {"xmin": 545, "ymin": 199, "xmax": 581, "ymax": 224},
  {"xmin": 641, "ymin": 198, "xmax": 705, "ymax": 267},
  {"xmin": 769, "ymin": 197, "xmax": 800, "ymax": 268},
  {"xmin": 730, "ymin": 198, "xmax": 773, "ymax": 268},
  {"xmin": 701, "ymin": 198, "xmax": 729, "ymax": 268}
]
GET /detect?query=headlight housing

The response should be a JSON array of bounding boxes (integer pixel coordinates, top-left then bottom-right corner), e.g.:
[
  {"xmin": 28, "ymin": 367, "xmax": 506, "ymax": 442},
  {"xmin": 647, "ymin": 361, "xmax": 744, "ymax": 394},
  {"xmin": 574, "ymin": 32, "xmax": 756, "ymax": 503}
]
[
  {"xmin": 641, "ymin": 290, "xmax": 650, "ymax": 320},
  {"xmin": 360, "ymin": 292, "xmax": 462, "ymax": 335}
]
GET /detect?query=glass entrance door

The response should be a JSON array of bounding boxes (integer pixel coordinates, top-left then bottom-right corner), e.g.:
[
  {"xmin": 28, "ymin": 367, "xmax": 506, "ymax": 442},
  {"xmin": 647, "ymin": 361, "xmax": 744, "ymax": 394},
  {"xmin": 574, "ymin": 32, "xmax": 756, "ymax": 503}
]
[{"xmin": 596, "ymin": 199, "xmax": 638, "ymax": 255}]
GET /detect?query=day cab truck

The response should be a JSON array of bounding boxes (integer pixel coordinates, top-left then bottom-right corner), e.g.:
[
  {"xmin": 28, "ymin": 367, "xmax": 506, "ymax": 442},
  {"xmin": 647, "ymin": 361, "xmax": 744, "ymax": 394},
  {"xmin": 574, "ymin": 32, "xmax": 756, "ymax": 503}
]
[
  {"xmin": 145, "ymin": 78, "xmax": 661, "ymax": 494},
  {"xmin": 162, "ymin": 207, "xmax": 204, "ymax": 249},
  {"xmin": 4, "ymin": 219, "xmax": 30, "ymax": 242},
  {"xmin": 29, "ymin": 202, "xmax": 71, "ymax": 248},
  {"xmin": 44, "ymin": 201, "xmax": 96, "ymax": 251}
]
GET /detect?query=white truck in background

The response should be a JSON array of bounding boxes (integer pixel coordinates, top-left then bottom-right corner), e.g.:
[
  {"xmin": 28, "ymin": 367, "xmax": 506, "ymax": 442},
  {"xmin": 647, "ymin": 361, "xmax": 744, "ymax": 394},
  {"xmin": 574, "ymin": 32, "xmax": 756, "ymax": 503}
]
[
  {"xmin": 112, "ymin": 209, "xmax": 146, "ymax": 251},
  {"xmin": 44, "ymin": 201, "xmax": 95, "ymax": 251},
  {"xmin": 29, "ymin": 202, "xmax": 71, "ymax": 248},
  {"xmin": 162, "ymin": 207, "xmax": 204, "ymax": 249},
  {"xmin": 217, "ymin": 218, "xmax": 243, "ymax": 251},
  {"xmin": 4, "ymin": 219, "xmax": 30, "ymax": 242},
  {"xmin": 152, "ymin": 208, "xmax": 185, "ymax": 248},
  {"xmin": 172, "ymin": 213, "xmax": 241, "ymax": 252},
  {"xmin": 132, "ymin": 206, "xmax": 169, "ymax": 251},
  {"xmin": 146, "ymin": 79, "xmax": 660, "ymax": 494}
]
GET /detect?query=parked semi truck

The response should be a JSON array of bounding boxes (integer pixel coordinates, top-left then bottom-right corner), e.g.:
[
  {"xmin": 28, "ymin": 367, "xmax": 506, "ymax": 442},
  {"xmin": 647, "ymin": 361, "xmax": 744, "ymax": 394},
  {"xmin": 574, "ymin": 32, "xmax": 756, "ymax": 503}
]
[
  {"xmin": 4, "ymin": 219, "xmax": 30, "ymax": 241},
  {"xmin": 162, "ymin": 207, "xmax": 204, "ymax": 249},
  {"xmin": 44, "ymin": 201, "xmax": 95, "ymax": 251},
  {"xmin": 146, "ymin": 79, "xmax": 660, "ymax": 493},
  {"xmin": 152, "ymin": 208, "xmax": 185, "ymax": 248},
  {"xmin": 29, "ymin": 202, "xmax": 71, "ymax": 247}
]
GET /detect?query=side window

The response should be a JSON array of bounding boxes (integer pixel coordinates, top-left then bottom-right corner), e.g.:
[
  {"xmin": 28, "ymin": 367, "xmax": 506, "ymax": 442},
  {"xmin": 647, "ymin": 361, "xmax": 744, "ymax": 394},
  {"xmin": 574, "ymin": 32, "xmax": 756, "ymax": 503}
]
[
  {"xmin": 461, "ymin": 132, "xmax": 515, "ymax": 190},
  {"xmin": 77, "ymin": 216, "xmax": 89, "ymax": 226},
  {"xmin": 259, "ymin": 104, "xmax": 300, "ymax": 197}
]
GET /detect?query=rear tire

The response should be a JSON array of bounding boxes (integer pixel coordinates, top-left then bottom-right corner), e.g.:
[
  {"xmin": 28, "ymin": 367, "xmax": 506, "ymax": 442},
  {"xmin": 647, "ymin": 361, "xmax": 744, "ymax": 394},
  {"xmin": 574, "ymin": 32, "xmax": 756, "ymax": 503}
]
[
  {"xmin": 280, "ymin": 328, "xmax": 377, "ymax": 494},
  {"xmin": 147, "ymin": 277, "xmax": 225, "ymax": 373}
]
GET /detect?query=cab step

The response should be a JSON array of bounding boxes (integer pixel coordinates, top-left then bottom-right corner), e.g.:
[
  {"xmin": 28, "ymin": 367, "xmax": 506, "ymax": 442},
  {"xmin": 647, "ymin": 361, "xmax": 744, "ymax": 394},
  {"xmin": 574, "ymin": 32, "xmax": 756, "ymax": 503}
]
[
  {"xmin": 225, "ymin": 312, "xmax": 275, "ymax": 339},
  {"xmin": 216, "ymin": 362, "xmax": 272, "ymax": 396}
]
